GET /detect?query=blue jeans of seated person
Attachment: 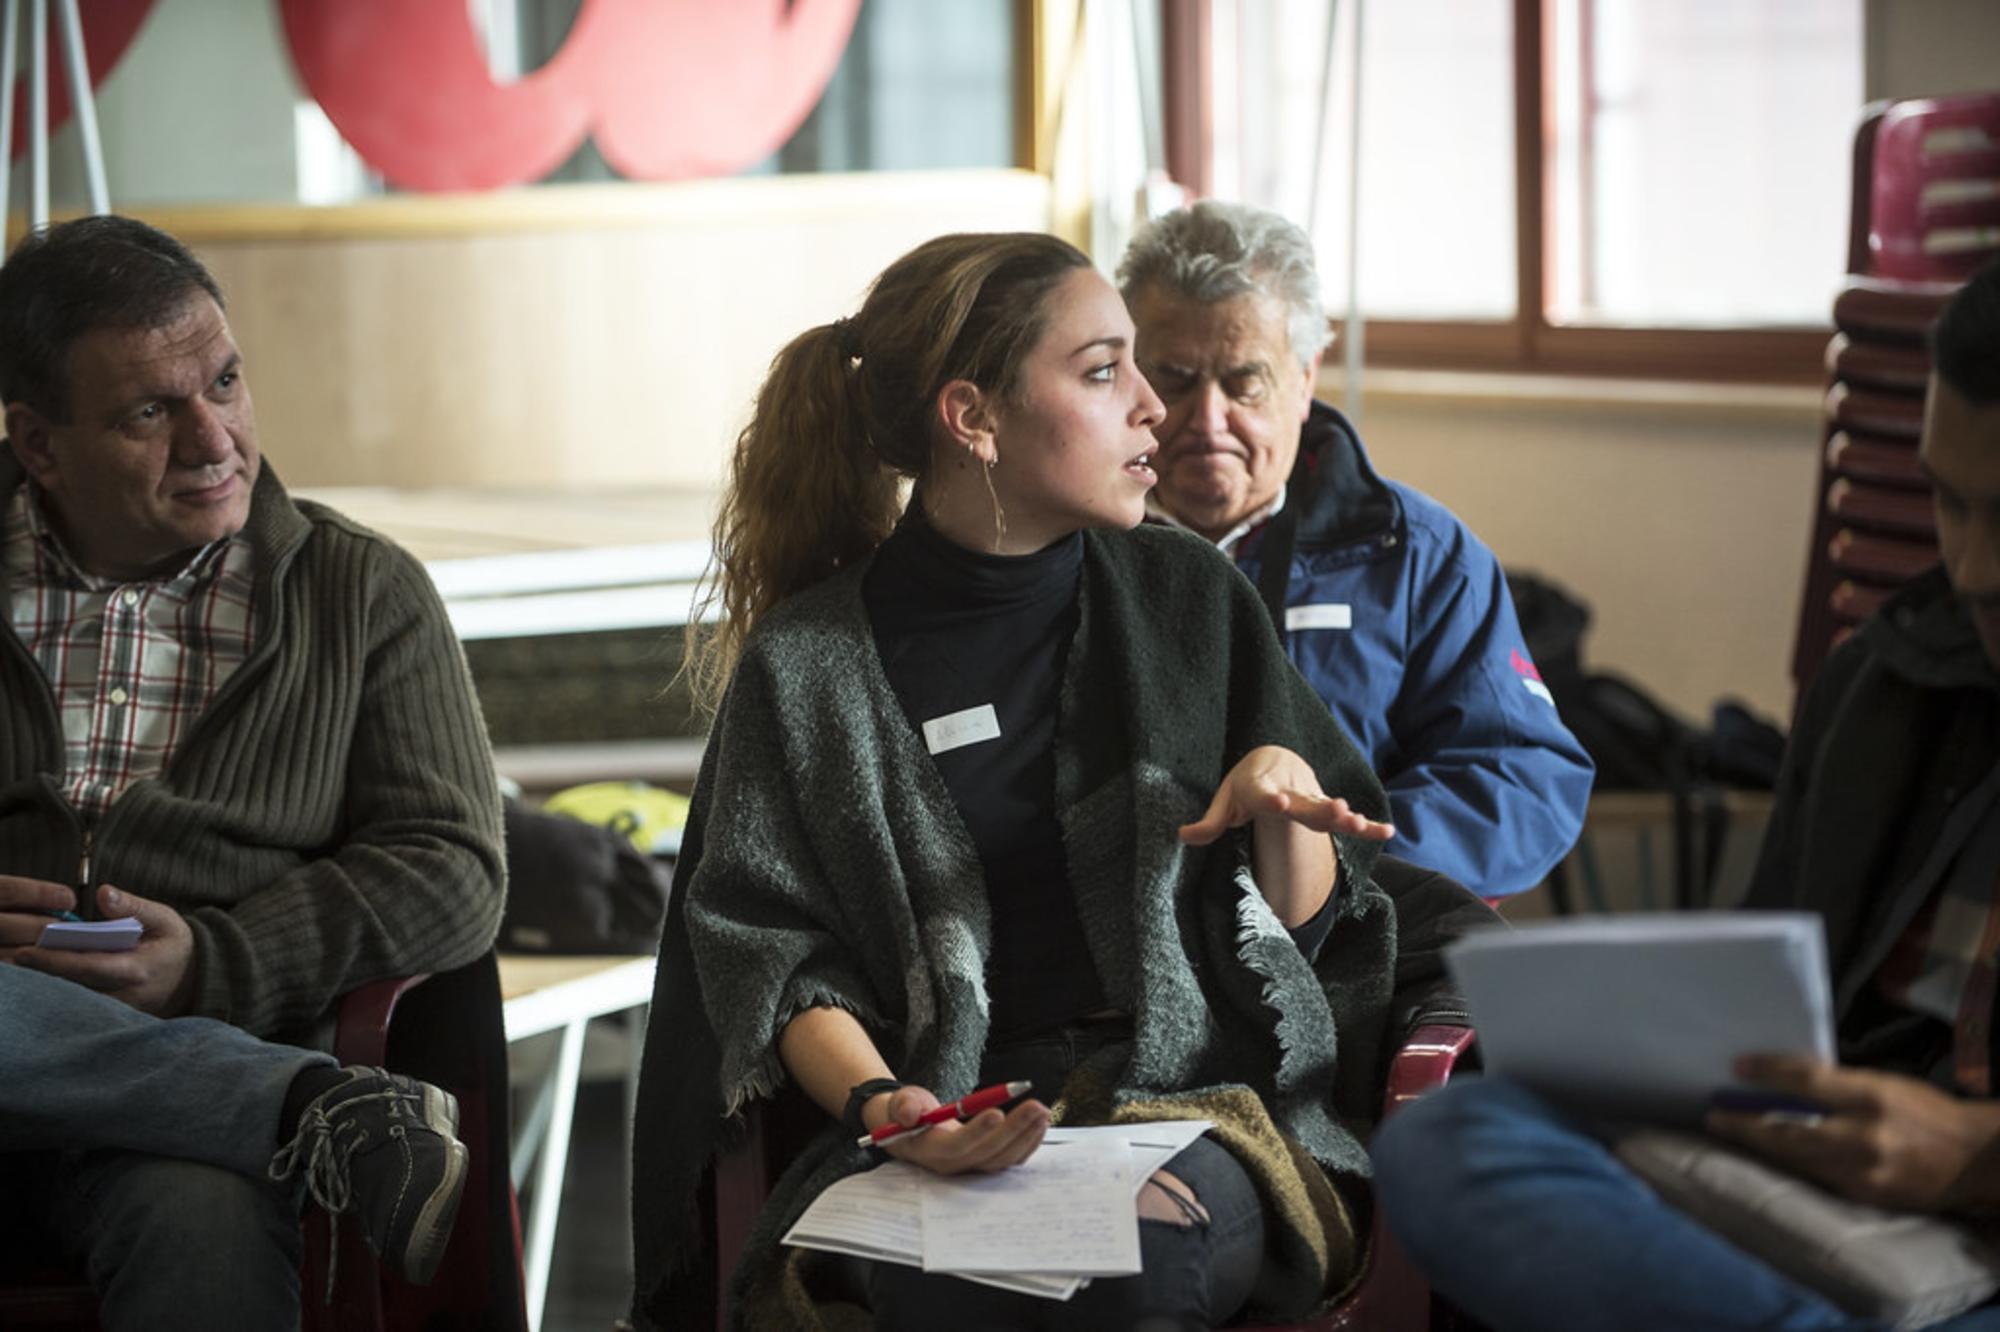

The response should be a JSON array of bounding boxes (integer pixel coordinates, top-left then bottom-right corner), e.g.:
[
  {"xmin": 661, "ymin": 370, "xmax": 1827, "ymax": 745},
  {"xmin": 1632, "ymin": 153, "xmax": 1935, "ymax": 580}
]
[
  {"xmin": 1370, "ymin": 1075, "xmax": 2000, "ymax": 1332},
  {"xmin": 861, "ymin": 1019, "xmax": 1269, "ymax": 1332},
  {"xmin": 0, "ymin": 964, "xmax": 336, "ymax": 1329}
]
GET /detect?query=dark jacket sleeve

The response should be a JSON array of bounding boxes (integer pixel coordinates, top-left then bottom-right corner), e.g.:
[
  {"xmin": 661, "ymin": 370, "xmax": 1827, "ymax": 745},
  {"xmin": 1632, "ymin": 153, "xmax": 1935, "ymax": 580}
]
[
  {"xmin": 1372, "ymin": 852, "xmax": 1496, "ymax": 1038},
  {"xmin": 1736, "ymin": 636, "xmax": 1863, "ymax": 914},
  {"xmin": 1375, "ymin": 514, "xmax": 1594, "ymax": 897},
  {"xmin": 184, "ymin": 540, "xmax": 506, "ymax": 1037}
]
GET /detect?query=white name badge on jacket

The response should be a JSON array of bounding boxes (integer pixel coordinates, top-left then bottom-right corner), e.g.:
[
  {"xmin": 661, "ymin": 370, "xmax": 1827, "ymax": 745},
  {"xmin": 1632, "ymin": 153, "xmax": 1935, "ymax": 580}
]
[
  {"xmin": 1285, "ymin": 603, "xmax": 1353, "ymax": 632},
  {"xmin": 922, "ymin": 704, "xmax": 1001, "ymax": 756}
]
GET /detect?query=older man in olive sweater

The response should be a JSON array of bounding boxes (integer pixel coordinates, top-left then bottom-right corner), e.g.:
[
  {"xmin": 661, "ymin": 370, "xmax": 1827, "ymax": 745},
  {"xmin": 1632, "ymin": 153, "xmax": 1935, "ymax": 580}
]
[{"xmin": 0, "ymin": 217, "xmax": 504, "ymax": 1327}]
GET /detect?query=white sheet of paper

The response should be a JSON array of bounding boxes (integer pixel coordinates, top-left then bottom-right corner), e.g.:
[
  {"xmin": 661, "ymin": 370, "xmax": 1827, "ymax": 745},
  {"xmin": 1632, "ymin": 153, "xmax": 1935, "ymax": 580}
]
[
  {"xmin": 782, "ymin": 1159, "xmax": 924, "ymax": 1263},
  {"xmin": 920, "ymin": 1131, "xmax": 1138, "ymax": 1276},
  {"xmin": 1043, "ymin": 1119, "xmax": 1214, "ymax": 1197},
  {"xmin": 959, "ymin": 1270, "xmax": 1085, "ymax": 1299},
  {"xmin": 782, "ymin": 1122, "xmax": 1216, "ymax": 1297},
  {"xmin": 1447, "ymin": 912, "xmax": 1835, "ymax": 1123},
  {"xmin": 782, "ymin": 1162, "xmax": 1084, "ymax": 1299}
]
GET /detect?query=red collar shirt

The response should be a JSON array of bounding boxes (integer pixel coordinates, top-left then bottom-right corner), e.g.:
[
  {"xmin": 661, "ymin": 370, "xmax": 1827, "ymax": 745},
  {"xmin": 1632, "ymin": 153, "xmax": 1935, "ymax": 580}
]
[{"xmin": 2, "ymin": 486, "xmax": 256, "ymax": 865}]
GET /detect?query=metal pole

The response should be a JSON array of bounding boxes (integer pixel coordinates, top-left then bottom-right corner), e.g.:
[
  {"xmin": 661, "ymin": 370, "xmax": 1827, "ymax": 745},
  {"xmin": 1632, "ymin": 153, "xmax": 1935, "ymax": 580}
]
[
  {"xmin": 29, "ymin": 0, "xmax": 45, "ymax": 229},
  {"xmin": 1343, "ymin": 0, "xmax": 1366, "ymax": 423},
  {"xmin": 1129, "ymin": 0, "xmax": 1163, "ymax": 175},
  {"xmin": 522, "ymin": 1018, "xmax": 586, "ymax": 1332},
  {"xmin": 54, "ymin": 0, "xmax": 104, "ymax": 213},
  {"xmin": 1306, "ymin": 1, "xmax": 1340, "ymax": 238},
  {"xmin": 0, "ymin": 0, "xmax": 20, "ymax": 247}
]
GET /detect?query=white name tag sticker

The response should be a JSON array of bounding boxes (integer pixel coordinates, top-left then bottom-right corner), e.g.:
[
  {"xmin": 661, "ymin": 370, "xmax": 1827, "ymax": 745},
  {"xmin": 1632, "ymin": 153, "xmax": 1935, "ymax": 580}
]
[
  {"xmin": 1285, "ymin": 603, "xmax": 1353, "ymax": 632},
  {"xmin": 921, "ymin": 703, "xmax": 1001, "ymax": 756}
]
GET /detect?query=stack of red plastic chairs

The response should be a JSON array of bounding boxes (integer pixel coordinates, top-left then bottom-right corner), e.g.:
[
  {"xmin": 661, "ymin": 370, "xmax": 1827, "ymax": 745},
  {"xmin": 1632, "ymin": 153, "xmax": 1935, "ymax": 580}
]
[{"xmin": 1791, "ymin": 91, "xmax": 2000, "ymax": 700}]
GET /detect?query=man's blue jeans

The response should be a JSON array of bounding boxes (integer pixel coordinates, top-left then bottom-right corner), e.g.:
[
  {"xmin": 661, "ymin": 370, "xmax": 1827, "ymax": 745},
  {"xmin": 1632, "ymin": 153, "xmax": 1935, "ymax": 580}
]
[
  {"xmin": 1, "ymin": 964, "xmax": 335, "ymax": 1328},
  {"xmin": 1371, "ymin": 1075, "xmax": 2000, "ymax": 1332}
]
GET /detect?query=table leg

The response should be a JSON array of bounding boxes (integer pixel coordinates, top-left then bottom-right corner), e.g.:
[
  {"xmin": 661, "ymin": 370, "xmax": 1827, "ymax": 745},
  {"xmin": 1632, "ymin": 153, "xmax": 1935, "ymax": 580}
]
[
  {"xmin": 512, "ymin": 1041, "xmax": 562, "ymax": 1191},
  {"xmin": 522, "ymin": 1015, "xmax": 587, "ymax": 1332}
]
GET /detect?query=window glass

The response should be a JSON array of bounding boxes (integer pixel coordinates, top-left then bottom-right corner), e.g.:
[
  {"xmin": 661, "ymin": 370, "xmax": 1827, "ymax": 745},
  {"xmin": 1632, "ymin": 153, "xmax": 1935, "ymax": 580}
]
[
  {"xmin": 778, "ymin": 0, "xmax": 1016, "ymax": 173},
  {"xmin": 1218, "ymin": 0, "xmax": 1861, "ymax": 331},
  {"xmin": 523, "ymin": 0, "xmax": 1018, "ymax": 183},
  {"xmin": 1217, "ymin": 0, "xmax": 1517, "ymax": 322},
  {"xmin": 28, "ymin": 0, "xmax": 1016, "ymax": 210},
  {"xmin": 1548, "ymin": 0, "xmax": 1862, "ymax": 327}
]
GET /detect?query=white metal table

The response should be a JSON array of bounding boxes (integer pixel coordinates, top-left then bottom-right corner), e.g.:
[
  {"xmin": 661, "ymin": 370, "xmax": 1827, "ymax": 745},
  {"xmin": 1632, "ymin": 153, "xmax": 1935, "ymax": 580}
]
[{"xmin": 499, "ymin": 952, "xmax": 657, "ymax": 1332}]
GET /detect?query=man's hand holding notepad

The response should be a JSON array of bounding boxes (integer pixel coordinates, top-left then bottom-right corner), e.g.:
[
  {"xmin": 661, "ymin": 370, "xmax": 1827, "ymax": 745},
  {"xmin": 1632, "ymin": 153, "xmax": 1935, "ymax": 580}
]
[
  {"xmin": 1446, "ymin": 913, "xmax": 2000, "ymax": 1329},
  {"xmin": 1445, "ymin": 912, "xmax": 1837, "ymax": 1124}
]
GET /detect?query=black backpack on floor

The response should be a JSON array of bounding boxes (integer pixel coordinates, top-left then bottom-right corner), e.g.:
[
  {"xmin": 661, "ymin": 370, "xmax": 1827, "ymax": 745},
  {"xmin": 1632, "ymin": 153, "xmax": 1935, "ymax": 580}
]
[
  {"xmin": 499, "ymin": 799, "xmax": 670, "ymax": 954},
  {"xmin": 1508, "ymin": 571, "xmax": 1785, "ymax": 909}
]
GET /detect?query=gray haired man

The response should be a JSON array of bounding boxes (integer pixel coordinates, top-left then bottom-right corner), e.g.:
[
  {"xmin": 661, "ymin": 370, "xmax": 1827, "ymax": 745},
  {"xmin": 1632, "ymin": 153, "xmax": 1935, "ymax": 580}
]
[{"xmin": 1119, "ymin": 200, "xmax": 1593, "ymax": 900}]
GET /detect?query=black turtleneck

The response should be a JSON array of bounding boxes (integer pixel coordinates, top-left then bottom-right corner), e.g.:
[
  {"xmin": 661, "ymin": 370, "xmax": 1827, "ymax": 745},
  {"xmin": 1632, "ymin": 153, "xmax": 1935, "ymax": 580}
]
[{"xmin": 862, "ymin": 500, "xmax": 1107, "ymax": 1039}]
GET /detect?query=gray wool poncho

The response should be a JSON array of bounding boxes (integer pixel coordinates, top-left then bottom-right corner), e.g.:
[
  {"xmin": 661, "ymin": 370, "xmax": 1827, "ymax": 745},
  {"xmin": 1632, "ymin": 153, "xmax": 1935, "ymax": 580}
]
[{"xmin": 631, "ymin": 522, "xmax": 1406, "ymax": 1329}]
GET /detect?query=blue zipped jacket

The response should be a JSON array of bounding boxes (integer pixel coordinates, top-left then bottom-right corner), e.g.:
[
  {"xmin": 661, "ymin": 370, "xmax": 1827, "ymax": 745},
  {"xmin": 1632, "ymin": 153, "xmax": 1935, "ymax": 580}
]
[{"xmin": 1233, "ymin": 401, "xmax": 1594, "ymax": 897}]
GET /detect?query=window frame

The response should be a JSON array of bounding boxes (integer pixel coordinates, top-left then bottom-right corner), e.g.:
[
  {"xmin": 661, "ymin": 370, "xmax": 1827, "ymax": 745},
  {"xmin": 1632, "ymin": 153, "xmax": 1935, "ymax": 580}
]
[{"xmin": 1160, "ymin": 0, "xmax": 1836, "ymax": 384}]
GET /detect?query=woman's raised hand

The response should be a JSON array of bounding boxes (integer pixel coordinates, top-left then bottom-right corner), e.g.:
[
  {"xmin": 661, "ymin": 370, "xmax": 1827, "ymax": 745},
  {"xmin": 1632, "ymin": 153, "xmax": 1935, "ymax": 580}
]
[
  {"xmin": 1179, "ymin": 744, "xmax": 1395, "ymax": 846},
  {"xmin": 872, "ymin": 1084, "xmax": 1051, "ymax": 1175}
]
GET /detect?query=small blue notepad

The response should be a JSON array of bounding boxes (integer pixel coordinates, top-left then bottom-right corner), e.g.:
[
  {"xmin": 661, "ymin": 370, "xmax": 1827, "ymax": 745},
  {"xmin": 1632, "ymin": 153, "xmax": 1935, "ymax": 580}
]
[{"xmin": 38, "ymin": 917, "xmax": 143, "ymax": 952}]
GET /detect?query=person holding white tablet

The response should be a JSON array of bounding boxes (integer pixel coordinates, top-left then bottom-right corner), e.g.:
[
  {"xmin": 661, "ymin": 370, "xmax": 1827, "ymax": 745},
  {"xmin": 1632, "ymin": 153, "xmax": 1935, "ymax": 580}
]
[{"xmin": 1371, "ymin": 259, "xmax": 2000, "ymax": 1332}]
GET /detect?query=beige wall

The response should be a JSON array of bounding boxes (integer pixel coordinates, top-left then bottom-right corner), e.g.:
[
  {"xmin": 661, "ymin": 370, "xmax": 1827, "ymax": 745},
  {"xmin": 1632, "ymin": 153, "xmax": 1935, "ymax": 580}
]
[
  {"xmin": 1335, "ymin": 376, "xmax": 1825, "ymax": 726},
  {"xmin": 1866, "ymin": 0, "xmax": 2000, "ymax": 101},
  {"xmin": 148, "ymin": 170, "xmax": 1053, "ymax": 490}
]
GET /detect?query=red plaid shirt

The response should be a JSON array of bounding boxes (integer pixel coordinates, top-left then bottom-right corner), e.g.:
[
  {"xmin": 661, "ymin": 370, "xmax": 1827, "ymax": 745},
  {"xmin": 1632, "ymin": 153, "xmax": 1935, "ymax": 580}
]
[{"xmin": 3, "ymin": 486, "xmax": 256, "ymax": 841}]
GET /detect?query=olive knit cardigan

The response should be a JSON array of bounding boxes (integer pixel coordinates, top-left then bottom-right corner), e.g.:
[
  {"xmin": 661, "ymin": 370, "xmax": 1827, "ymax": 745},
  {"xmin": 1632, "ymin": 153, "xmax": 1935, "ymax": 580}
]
[
  {"xmin": 0, "ymin": 454, "xmax": 506, "ymax": 1044},
  {"xmin": 632, "ymin": 522, "xmax": 1421, "ymax": 1328}
]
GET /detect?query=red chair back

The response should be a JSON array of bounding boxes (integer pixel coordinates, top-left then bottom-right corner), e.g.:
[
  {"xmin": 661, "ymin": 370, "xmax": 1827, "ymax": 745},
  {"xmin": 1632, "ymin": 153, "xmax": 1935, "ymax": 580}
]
[
  {"xmin": 1792, "ymin": 90, "xmax": 2000, "ymax": 698},
  {"xmin": 1867, "ymin": 93, "xmax": 2000, "ymax": 282}
]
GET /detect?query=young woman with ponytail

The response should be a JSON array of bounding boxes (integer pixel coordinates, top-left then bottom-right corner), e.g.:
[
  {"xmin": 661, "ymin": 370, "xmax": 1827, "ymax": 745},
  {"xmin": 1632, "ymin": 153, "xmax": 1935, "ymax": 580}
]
[{"xmin": 632, "ymin": 232, "xmax": 1426, "ymax": 1330}]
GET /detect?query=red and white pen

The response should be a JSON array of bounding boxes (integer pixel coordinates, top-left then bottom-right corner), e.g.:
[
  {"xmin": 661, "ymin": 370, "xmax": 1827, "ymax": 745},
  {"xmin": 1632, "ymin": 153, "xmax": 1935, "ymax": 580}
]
[{"xmin": 856, "ymin": 1080, "xmax": 1033, "ymax": 1148}]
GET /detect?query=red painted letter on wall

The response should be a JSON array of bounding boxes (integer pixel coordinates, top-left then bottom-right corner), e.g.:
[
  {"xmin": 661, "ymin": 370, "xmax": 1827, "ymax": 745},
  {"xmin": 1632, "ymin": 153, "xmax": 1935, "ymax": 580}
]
[{"xmin": 278, "ymin": 0, "xmax": 862, "ymax": 192}]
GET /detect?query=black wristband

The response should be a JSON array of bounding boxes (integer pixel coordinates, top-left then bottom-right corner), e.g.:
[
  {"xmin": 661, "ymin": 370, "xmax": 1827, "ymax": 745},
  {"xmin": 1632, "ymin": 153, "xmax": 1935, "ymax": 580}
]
[{"xmin": 842, "ymin": 1077, "xmax": 905, "ymax": 1138}]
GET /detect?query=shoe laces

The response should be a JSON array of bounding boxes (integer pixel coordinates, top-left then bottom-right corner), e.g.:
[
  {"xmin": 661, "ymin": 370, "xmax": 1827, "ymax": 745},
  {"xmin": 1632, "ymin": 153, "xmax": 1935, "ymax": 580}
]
[{"xmin": 269, "ymin": 1079, "xmax": 417, "ymax": 1304}]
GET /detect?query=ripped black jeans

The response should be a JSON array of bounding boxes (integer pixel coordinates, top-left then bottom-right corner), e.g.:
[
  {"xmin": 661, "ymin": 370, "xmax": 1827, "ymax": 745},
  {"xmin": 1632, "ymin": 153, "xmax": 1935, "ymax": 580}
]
[{"xmin": 861, "ymin": 1017, "xmax": 1268, "ymax": 1331}]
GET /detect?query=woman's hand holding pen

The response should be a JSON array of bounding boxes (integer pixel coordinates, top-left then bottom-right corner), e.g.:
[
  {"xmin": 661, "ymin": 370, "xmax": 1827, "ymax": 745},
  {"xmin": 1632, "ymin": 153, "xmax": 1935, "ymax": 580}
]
[
  {"xmin": 867, "ymin": 1084, "xmax": 1050, "ymax": 1175},
  {"xmin": 778, "ymin": 1008, "xmax": 1046, "ymax": 1175}
]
